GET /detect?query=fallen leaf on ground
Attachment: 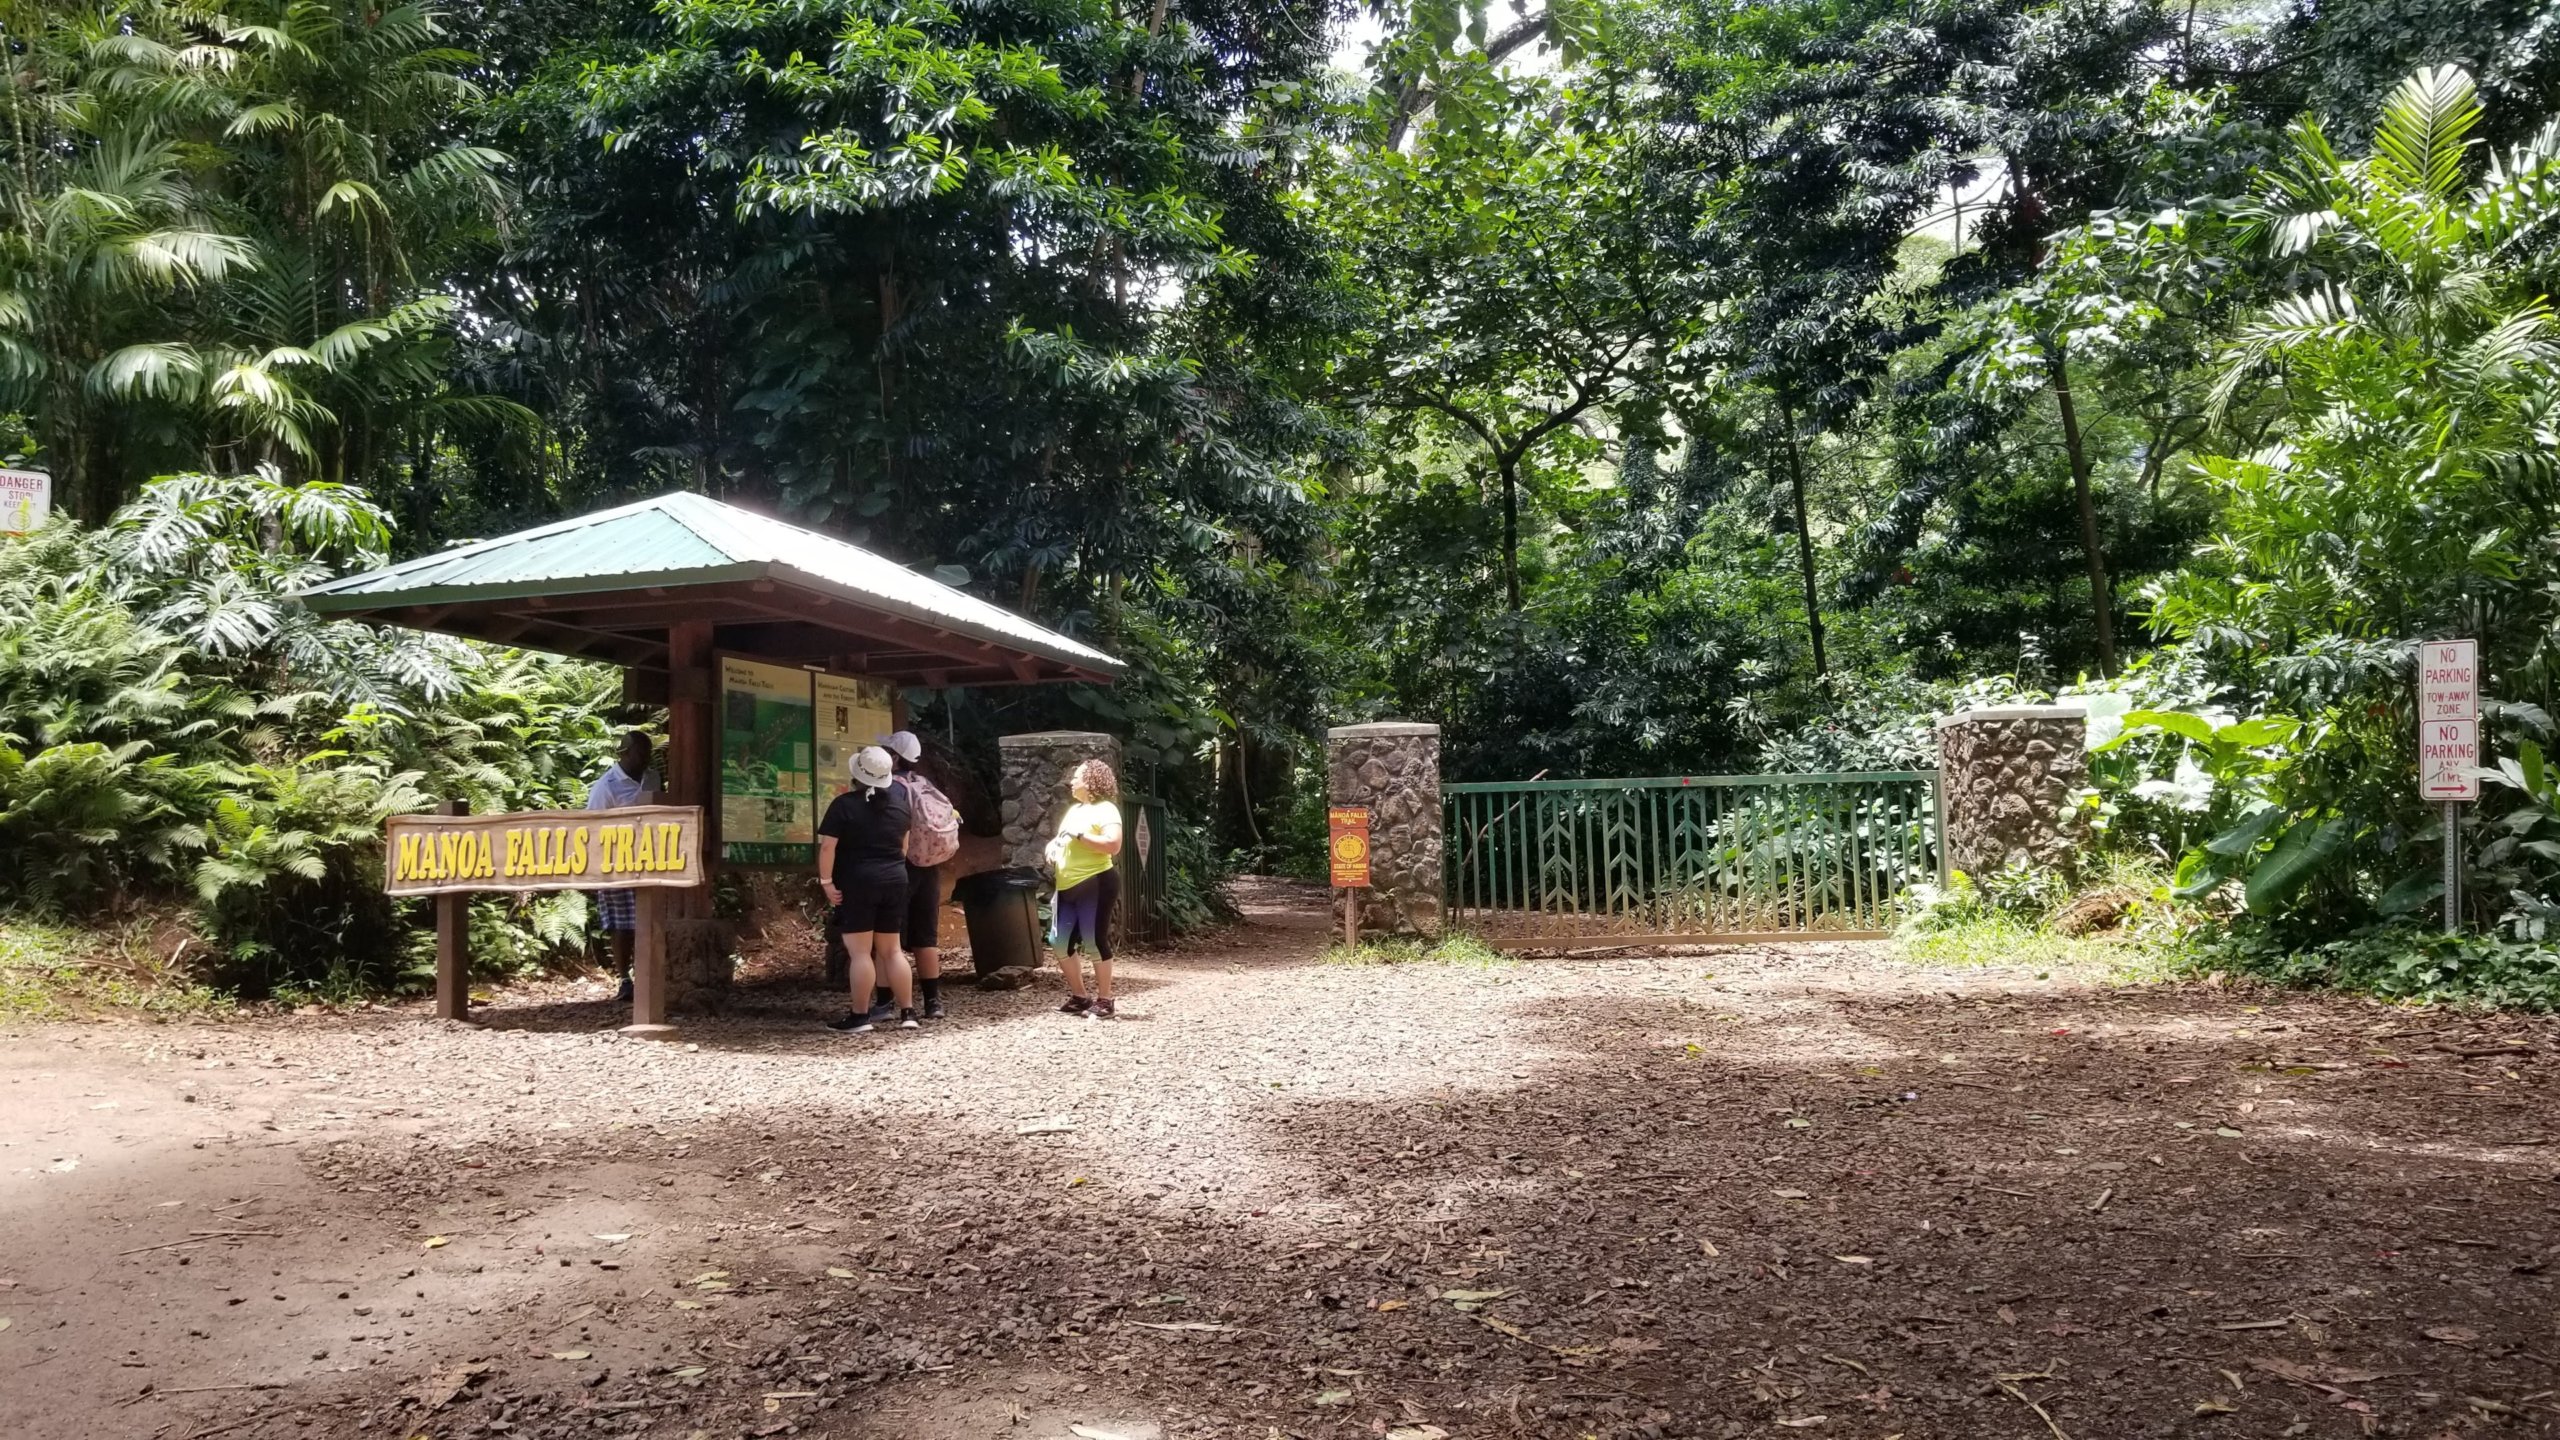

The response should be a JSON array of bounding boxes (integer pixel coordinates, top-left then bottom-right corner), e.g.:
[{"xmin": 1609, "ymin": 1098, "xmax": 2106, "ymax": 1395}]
[
  {"xmin": 422, "ymin": 1236, "xmax": 449, "ymax": 1249},
  {"xmin": 2424, "ymin": 1325, "xmax": 2478, "ymax": 1345},
  {"xmin": 2194, "ymin": 1398, "xmax": 2236, "ymax": 1414},
  {"xmin": 1476, "ymin": 1315, "xmax": 1528, "ymax": 1338},
  {"xmin": 1016, "ymin": 1118, "xmax": 1077, "ymax": 1135},
  {"xmin": 672, "ymin": 1300, "xmax": 708, "ymax": 1310},
  {"xmin": 1068, "ymin": 1425, "xmax": 1150, "ymax": 1440},
  {"xmin": 1774, "ymin": 1417, "xmax": 1827, "ymax": 1429},
  {"xmin": 1833, "ymin": 1255, "xmax": 1873, "ymax": 1266},
  {"xmin": 1385, "ymin": 1427, "xmax": 1448, "ymax": 1440},
  {"xmin": 1129, "ymin": 1321, "xmax": 1235, "ymax": 1332},
  {"xmin": 1312, "ymin": 1389, "xmax": 1351, "ymax": 1406},
  {"xmin": 825, "ymin": 1267, "xmax": 857, "ymax": 1279},
  {"xmin": 1773, "ymin": 1189, "xmax": 1810, "ymax": 1200},
  {"xmin": 1698, "ymin": 1239, "xmax": 1720, "ymax": 1257},
  {"xmin": 1374, "ymin": 1299, "xmax": 1407, "ymax": 1311},
  {"xmin": 550, "ymin": 1350, "xmax": 591, "ymax": 1360},
  {"xmin": 2213, "ymin": 1319, "xmax": 2289, "ymax": 1331},
  {"xmin": 592, "ymin": 1233, "xmax": 630, "ymax": 1243},
  {"xmin": 402, "ymin": 1361, "xmax": 488, "ymax": 1410},
  {"xmin": 670, "ymin": 1366, "xmax": 706, "ymax": 1378}
]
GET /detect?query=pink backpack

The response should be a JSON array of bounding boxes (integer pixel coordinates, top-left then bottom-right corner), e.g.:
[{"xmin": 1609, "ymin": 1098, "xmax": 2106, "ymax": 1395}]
[{"xmin": 898, "ymin": 775, "xmax": 961, "ymax": 867}]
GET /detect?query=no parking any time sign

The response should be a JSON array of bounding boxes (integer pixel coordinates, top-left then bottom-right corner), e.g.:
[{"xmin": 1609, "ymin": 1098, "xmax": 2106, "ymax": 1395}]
[{"xmin": 2419, "ymin": 639, "xmax": 2479, "ymax": 802}]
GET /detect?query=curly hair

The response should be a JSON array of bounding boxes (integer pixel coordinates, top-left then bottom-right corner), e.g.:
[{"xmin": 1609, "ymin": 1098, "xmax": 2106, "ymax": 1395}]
[{"xmin": 1070, "ymin": 758, "xmax": 1119, "ymax": 800}]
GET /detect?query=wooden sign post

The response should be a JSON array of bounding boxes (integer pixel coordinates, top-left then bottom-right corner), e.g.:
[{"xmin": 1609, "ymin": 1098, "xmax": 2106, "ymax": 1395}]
[
  {"xmin": 386, "ymin": 804, "xmax": 705, "ymax": 1030},
  {"xmin": 1329, "ymin": 806, "xmax": 1372, "ymax": 948},
  {"xmin": 2418, "ymin": 639, "xmax": 2479, "ymax": 935}
]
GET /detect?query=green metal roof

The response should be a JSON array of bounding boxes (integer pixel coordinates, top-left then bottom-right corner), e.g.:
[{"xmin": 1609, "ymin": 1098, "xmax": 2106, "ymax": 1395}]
[{"xmin": 297, "ymin": 492, "xmax": 1120, "ymax": 678}]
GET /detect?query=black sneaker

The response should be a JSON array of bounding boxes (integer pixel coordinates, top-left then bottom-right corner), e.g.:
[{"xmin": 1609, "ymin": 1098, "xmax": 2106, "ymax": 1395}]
[
  {"xmin": 1059, "ymin": 995, "xmax": 1092, "ymax": 1015},
  {"xmin": 923, "ymin": 996, "xmax": 946, "ymax": 1020},
  {"xmin": 615, "ymin": 974, "xmax": 633, "ymax": 1003},
  {"xmin": 826, "ymin": 1011, "xmax": 875, "ymax": 1033},
  {"xmin": 898, "ymin": 1008, "xmax": 920, "ymax": 1030},
  {"xmin": 1091, "ymin": 997, "xmax": 1117, "ymax": 1020},
  {"xmin": 866, "ymin": 1001, "xmax": 897, "ymax": 1025}
]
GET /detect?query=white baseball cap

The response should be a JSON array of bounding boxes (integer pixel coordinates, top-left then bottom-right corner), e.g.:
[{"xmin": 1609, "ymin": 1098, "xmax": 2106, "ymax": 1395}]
[
  {"xmin": 882, "ymin": 730, "xmax": 922, "ymax": 763},
  {"xmin": 850, "ymin": 746, "xmax": 895, "ymax": 791}
]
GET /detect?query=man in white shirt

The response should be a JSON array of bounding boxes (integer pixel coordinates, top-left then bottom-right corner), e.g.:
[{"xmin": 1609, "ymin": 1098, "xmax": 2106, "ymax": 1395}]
[{"xmin": 587, "ymin": 731, "xmax": 659, "ymax": 1002}]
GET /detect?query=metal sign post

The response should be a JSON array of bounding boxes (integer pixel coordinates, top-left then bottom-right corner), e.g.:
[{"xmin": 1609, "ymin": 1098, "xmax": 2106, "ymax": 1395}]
[
  {"xmin": 1329, "ymin": 806, "xmax": 1371, "ymax": 948},
  {"xmin": 2418, "ymin": 639, "xmax": 2479, "ymax": 934}
]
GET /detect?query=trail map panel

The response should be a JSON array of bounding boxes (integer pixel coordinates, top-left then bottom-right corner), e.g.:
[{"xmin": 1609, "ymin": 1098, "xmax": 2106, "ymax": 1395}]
[{"xmin": 720, "ymin": 657, "xmax": 816, "ymax": 865}]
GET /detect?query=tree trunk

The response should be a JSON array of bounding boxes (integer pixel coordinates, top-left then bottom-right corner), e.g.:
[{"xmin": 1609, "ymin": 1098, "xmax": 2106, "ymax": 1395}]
[
  {"xmin": 1777, "ymin": 392, "xmax": 1828, "ymax": 678},
  {"xmin": 2045, "ymin": 338, "xmax": 2118, "ymax": 677},
  {"xmin": 1499, "ymin": 454, "xmax": 1522, "ymax": 612}
]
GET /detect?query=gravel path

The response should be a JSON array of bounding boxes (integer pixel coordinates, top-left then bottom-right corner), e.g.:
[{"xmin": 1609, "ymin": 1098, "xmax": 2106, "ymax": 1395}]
[{"xmin": 4, "ymin": 878, "xmax": 2557, "ymax": 1440}]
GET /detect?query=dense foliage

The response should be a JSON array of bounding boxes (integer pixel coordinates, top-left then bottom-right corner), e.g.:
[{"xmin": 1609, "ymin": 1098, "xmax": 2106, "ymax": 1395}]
[{"xmin": 16, "ymin": 0, "xmax": 2560, "ymax": 1002}]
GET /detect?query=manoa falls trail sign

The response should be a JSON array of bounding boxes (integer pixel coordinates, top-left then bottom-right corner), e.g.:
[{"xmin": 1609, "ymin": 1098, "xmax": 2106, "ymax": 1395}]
[{"xmin": 385, "ymin": 806, "xmax": 705, "ymax": 895}]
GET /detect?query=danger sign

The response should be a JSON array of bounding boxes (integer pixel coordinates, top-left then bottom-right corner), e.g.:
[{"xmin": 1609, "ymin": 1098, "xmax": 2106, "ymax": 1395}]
[{"xmin": 2418, "ymin": 639, "xmax": 2479, "ymax": 801}]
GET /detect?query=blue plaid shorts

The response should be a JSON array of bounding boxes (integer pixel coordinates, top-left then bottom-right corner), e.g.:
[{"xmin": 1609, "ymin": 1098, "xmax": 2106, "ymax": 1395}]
[{"xmin": 596, "ymin": 888, "xmax": 638, "ymax": 931}]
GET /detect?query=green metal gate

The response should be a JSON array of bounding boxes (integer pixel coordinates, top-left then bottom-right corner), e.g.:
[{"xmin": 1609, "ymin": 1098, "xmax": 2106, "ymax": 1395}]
[
  {"xmin": 1120, "ymin": 794, "xmax": 1174, "ymax": 949},
  {"xmin": 1442, "ymin": 771, "xmax": 1945, "ymax": 947}
]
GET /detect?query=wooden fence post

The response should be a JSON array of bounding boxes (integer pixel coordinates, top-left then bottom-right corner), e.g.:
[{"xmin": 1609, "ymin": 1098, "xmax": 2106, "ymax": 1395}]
[
  {"xmin": 624, "ymin": 888, "xmax": 672, "ymax": 1035},
  {"xmin": 433, "ymin": 798, "xmax": 470, "ymax": 1021}
]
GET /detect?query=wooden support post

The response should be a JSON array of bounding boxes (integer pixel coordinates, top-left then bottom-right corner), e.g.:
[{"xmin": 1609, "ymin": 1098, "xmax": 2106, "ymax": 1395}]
[
  {"xmin": 622, "ymin": 888, "xmax": 676, "ymax": 1039},
  {"xmin": 666, "ymin": 621, "xmax": 715, "ymax": 922},
  {"xmin": 434, "ymin": 797, "xmax": 471, "ymax": 1021},
  {"xmin": 1344, "ymin": 887, "xmax": 1359, "ymax": 950}
]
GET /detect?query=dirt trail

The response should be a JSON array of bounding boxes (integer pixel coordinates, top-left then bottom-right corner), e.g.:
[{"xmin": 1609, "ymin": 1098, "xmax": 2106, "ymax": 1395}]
[{"xmin": 3, "ymin": 879, "xmax": 2556, "ymax": 1440}]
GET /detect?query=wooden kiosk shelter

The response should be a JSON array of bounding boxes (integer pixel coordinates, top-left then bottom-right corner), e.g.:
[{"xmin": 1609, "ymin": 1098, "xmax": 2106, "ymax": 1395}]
[{"xmin": 298, "ymin": 492, "xmax": 1121, "ymax": 1030}]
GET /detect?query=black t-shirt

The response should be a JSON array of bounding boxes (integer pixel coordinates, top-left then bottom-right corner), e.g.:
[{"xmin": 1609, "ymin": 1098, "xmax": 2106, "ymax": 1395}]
[{"xmin": 817, "ymin": 786, "xmax": 911, "ymax": 888}]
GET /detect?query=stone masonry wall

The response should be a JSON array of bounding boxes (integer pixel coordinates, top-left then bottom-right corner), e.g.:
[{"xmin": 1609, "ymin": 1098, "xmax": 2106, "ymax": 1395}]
[
  {"xmin": 1937, "ymin": 705, "xmax": 2089, "ymax": 878},
  {"xmin": 998, "ymin": 731, "xmax": 1125, "ymax": 873},
  {"xmin": 1326, "ymin": 722, "xmax": 1443, "ymax": 937}
]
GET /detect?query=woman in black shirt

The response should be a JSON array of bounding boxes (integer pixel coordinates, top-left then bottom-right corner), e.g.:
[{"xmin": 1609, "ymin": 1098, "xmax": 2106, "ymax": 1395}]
[{"xmin": 817, "ymin": 745, "xmax": 915, "ymax": 1032}]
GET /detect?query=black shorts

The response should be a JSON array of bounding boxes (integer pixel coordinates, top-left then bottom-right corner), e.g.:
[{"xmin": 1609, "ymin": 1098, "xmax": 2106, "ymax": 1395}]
[
  {"xmin": 903, "ymin": 863, "xmax": 941, "ymax": 950},
  {"xmin": 834, "ymin": 872, "xmax": 908, "ymax": 936}
]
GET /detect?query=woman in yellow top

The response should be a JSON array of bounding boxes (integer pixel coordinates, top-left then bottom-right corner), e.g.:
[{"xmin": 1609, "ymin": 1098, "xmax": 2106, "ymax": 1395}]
[{"xmin": 1044, "ymin": 759, "xmax": 1123, "ymax": 1019}]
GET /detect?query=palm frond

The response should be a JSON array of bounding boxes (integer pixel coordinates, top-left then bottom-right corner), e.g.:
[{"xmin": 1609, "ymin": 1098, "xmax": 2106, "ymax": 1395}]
[{"xmin": 2372, "ymin": 65, "xmax": 2481, "ymax": 204}]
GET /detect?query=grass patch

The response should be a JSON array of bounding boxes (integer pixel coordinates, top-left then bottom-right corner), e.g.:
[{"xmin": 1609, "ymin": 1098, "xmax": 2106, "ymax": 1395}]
[
  {"xmin": 1321, "ymin": 931, "xmax": 1513, "ymax": 968},
  {"xmin": 1893, "ymin": 913, "xmax": 2189, "ymax": 980},
  {"xmin": 0, "ymin": 915, "xmax": 233, "ymax": 1020}
]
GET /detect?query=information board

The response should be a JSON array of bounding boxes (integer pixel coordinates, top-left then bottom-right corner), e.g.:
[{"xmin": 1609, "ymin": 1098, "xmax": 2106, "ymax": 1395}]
[
  {"xmin": 813, "ymin": 673, "xmax": 898, "ymax": 811},
  {"xmin": 720, "ymin": 657, "xmax": 816, "ymax": 864},
  {"xmin": 0, "ymin": 469, "xmax": 49, "ymax": 535},
  {"xmin": 2418, "ymin": 639, "xmax": 2479, "ymax": 801}
]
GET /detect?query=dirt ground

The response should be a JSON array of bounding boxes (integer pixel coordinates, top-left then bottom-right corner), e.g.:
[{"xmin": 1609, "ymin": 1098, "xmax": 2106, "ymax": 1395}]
[{"xmin": 4, "ymin": 878, "xmax": 2558, "ymax": 1440}]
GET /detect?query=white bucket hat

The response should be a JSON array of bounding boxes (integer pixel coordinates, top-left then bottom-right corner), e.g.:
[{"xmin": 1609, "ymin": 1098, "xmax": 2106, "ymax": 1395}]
[
  {"xmin": 882, "ymin": 730, "xmax": 922, "ymax": 763},
  {"xmin": 849, "ymin": 745, "xmax": 895, "ymax": 791}
]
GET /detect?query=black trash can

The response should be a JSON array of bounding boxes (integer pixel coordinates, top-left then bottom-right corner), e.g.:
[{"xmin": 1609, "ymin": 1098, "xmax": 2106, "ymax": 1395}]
[{"xmin": 953, "ymin": 866, "xmax": 1045, "ymax": 976}]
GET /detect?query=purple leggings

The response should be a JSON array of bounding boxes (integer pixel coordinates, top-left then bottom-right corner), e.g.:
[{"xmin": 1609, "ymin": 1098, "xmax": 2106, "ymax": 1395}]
[{"xmin": 1054, "ymin": 868, "xmax": 1120, "ymax": 960}]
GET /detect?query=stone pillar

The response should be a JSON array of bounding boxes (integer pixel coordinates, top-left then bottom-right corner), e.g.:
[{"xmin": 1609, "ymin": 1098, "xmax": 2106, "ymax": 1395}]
[
  {"xmin": 999, "ymin": 731, "xmax": 1124, "ymax": 872},
  {"xmin": 1936, "ymin": 705, "xmax": 2089, "ymax": 878},
  {"xmin": 1326, "ymin": 722, "xmax": 1442, "ymax": 937}
]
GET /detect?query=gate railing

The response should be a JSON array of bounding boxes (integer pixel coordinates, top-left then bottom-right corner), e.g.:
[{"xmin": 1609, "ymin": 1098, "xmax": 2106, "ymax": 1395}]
[
  {"xmin": 1120, "ymin": 794, "xmax": 1173, "ymax": 949},
  {"xmin": 1442, "ymin": 771, "xmax": 1945, "ymax": 947}
]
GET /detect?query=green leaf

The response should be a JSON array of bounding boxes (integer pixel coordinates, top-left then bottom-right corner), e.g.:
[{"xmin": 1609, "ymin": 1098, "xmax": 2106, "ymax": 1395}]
[
  {"xmin": 2214, "ymin": 717, "xmax": 2297, "ymax": 748},
  {"xmin": 2523, "ymin": 740, "xmax": 2548, "ymax": 801},
  {"xmin": 2244, "ymin": 816, "xmax": 2352, "ymax": 915},
  {"xmin": 2124, "ymin": 710, "xmax": 2217, "ymax": 745},
  {"xmin": 2204, "ymin": 805, "xmax": 2285, "ymax": 857},
  {"xmin": 2376, "ymin": 870, "xmax": 2445, "ymax": 915}
]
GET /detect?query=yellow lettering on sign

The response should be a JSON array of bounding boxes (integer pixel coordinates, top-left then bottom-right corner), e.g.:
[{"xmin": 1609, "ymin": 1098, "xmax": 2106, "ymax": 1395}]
[
  {"xmin": 430, "ymin": 832, "xmax": 449, "ymax": 880},
  {"xmin": 633, "ymin": 823, "xmax": 655, "ymax": 872},
  {"xmin": 616, "ymin": 824, "xmax": 635, "ymax": 874},
  {"xmin": 569, "ymin": 827, "xmax": 589, "ymax": 876},
  {"xmin": 659, "ymin": 822, "xmax": 682, "ymax": 873},
  {"xmin": 396, "ymin": 834, "xmax": 417, "ymax": 880},
  {"xmin": 477, "ymin": 830, "xmax": 496, "ymax": 878},
  {"xmin": 507, "ymin": 828, "xmax": 526, "ymax": 877}
]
